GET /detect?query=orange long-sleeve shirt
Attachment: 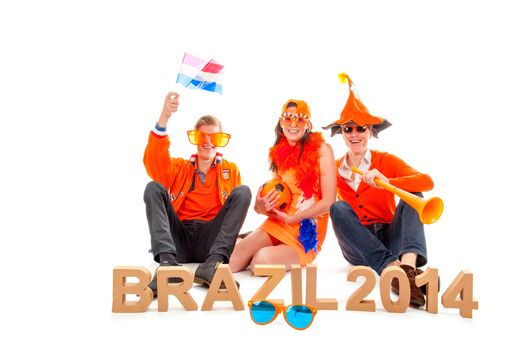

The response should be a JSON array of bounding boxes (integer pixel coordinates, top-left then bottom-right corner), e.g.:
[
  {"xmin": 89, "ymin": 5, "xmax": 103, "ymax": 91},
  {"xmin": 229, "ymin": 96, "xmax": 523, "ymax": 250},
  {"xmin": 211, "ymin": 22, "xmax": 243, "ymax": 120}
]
[
  {"xmin": 143, "ymin": 131, "xmax": 242, "ymax": 218},
  {"xmin": 336, "ymin": 150, "xmax": 434, "ymax": 224}
]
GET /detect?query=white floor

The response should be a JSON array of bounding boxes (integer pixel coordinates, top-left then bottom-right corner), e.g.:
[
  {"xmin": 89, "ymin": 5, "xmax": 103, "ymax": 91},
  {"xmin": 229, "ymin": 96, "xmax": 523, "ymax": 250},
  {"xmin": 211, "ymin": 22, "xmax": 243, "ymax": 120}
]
[
  {"xmin": 2, "ymin": 151, "xmax": 520, "ymax": 349},
  {"xmin": 3, "ymin": 167, "xmax": 520, "ymax": 349},
  {"xmin": 101, "ymin": 224, "xmax": 500, "ymax": 349}
]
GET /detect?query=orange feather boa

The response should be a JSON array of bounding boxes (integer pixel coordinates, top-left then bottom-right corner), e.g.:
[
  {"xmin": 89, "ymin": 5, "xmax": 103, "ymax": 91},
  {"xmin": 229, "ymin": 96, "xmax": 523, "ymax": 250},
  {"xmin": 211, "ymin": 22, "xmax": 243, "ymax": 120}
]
[{"xmin": 268, "ymin": 132, "xmax": 324, "ymax": 199}]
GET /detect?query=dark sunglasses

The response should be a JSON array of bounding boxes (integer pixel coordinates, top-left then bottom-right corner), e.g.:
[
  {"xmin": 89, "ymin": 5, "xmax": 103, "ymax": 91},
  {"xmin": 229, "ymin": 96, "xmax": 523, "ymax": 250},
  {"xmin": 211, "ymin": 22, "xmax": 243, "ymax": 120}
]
[{"xmin": 342, "ymin": 125, "xmax": 368, "ymax": 134}]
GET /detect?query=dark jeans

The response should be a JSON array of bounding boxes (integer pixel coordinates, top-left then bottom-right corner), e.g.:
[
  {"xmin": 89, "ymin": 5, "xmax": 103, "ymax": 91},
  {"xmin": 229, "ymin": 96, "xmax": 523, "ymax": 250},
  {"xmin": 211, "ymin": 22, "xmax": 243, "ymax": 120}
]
[
  {"xmin": 330, "ymin": 196, "xmax": 427, "ymax": 275},
  {"xmin": 144, "ymin": 181, "xmax": 251, "ymax": 264}
]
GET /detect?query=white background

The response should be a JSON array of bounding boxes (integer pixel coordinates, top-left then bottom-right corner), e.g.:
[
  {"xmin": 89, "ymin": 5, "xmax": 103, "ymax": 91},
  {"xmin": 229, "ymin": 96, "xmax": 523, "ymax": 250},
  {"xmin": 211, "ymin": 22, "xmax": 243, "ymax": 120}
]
[{"xmin": 1, "ymin": 0, "xmax": 525, "ymax": 348}]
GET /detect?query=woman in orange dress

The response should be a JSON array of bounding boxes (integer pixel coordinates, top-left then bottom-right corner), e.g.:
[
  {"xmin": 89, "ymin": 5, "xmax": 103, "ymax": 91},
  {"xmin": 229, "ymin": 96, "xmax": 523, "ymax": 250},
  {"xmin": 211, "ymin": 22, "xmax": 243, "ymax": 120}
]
[{"xmin": 229, "ymin": 99, "xmax": 336, "ymax": 272}]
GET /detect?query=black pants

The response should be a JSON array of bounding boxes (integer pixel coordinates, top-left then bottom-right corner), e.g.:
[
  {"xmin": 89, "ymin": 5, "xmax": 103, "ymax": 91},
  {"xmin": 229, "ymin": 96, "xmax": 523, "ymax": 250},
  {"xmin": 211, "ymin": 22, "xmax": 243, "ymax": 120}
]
[{"xmin": 144, "ymin": 181, "xmax": 251, "ymax": 263}]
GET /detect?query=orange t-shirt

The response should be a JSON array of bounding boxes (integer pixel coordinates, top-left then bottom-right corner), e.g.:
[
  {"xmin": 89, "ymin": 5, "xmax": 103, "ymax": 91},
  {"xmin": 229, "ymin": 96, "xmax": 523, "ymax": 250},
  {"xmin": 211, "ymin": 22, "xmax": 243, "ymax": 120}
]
[{"xmin": 177, "ymin": 170, "xmax": 221, "ymax": 221}]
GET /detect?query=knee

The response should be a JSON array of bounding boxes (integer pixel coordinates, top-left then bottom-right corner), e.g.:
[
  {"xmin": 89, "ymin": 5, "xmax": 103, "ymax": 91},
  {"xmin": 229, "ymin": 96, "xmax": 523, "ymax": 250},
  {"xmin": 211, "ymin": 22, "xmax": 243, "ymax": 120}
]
[
  {"xmin": 250, "ymin": 247, "xmax": 274, "ymax": 267},
  {"xmin": 330, "ymin": 201, "xmax": 353, "ymax": 219},
  {"xmin": 398, "ymin": 192, "xmax": 423, "ymax": 210},
  {"xmin": 228, "ymin": 252, "xmax": 242, "ymax": 272},
  {"xmin": 330, "ymin": 201, "xmax": 363, "ymax": 237},
  {"xmin": 230, "ymin": 185, "xmax": 252, "ymax": 205},
  {"xmin": 144, "ymin": 181, "xmax": 166, "ymax": 202},
  {"xmin": 229, "ymin": 250, "xmax": 247, "ymax": 273}
]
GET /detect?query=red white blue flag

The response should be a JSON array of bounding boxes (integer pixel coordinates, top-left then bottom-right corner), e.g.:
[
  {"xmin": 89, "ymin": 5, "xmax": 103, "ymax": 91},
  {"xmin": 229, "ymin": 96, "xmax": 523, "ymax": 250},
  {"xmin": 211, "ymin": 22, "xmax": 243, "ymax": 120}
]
[{"xmin": 176, "ymin": 52, "xmax": 224, "ymax": 94}]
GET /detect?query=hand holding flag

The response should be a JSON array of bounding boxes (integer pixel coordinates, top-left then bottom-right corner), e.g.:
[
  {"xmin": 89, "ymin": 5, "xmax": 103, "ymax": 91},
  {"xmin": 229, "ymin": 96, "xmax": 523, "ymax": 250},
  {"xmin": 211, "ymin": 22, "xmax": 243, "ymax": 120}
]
[{"xmin": 157, "ymin": 92, "xmax": 180, "ymax": 128}]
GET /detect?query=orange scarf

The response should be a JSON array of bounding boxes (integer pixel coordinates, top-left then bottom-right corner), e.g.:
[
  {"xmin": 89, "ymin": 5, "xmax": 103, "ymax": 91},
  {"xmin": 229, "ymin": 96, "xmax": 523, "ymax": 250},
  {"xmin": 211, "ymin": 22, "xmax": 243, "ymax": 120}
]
[{"xmin": 268, "ymin": 132, "xmax": 324, "ymax": 199}]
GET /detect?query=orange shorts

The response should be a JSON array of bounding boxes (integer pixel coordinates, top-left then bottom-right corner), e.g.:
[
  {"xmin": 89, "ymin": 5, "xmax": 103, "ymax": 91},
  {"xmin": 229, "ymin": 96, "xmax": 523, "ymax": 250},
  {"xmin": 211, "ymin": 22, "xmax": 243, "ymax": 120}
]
[{"xmin": 268, "ymin": 234, "xmax": 282, "ymax": 246}]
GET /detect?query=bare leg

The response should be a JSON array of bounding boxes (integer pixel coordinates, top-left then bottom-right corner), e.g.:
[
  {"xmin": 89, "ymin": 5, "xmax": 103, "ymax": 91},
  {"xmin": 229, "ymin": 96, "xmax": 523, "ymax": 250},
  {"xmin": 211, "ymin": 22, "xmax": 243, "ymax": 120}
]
[
  {"xmin": 229, "ymin": 229, "xmax": 273, "ymax": 272},
  {"xmin": 387, "ymin": 260, "xmax": 400, "ymax": 268},
  {"xmin": 400, "ymin": 252, "xmax": 417, "ymax": 268},
  {"xmin": 249, "ymin": 244, "xmax": 300, "ymax": 272},
  {"xmin": 386, "ymin": 252, "xmax": 417, "ymax": 269}
]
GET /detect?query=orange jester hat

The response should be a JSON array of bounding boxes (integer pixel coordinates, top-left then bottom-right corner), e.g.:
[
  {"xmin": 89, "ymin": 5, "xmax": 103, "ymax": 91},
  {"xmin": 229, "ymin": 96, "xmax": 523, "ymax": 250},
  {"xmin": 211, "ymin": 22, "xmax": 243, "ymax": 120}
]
[{"xmin": 323, "ymin": 73, "xmax": 391, "ymax": 137}]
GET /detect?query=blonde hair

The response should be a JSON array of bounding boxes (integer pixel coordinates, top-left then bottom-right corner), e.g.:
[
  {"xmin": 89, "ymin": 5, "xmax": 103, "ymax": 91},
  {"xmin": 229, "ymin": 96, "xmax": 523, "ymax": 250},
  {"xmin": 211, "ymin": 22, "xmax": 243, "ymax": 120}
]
[{"xmin": 194, "ymin": 115, "xmax": 222, "ymax": 131}]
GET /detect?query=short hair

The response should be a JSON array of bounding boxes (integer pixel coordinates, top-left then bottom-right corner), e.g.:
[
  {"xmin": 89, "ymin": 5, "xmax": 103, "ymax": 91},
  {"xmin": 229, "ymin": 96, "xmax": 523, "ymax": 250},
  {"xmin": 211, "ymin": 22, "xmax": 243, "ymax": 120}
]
[{"xmin": 194, "ymin": 115, "xmax": 222, "ymax": 131}]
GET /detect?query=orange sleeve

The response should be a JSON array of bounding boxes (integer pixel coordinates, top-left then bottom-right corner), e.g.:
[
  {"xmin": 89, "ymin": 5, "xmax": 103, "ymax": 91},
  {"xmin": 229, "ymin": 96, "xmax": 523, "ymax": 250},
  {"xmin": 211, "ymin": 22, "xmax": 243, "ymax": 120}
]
[
  {"xmin": 143, "ymin": 131, "xmax": 181, "ymax": 189},
  {"xmin": 384, "ymin": 153, "xmax": 434, "ymax": 192}
]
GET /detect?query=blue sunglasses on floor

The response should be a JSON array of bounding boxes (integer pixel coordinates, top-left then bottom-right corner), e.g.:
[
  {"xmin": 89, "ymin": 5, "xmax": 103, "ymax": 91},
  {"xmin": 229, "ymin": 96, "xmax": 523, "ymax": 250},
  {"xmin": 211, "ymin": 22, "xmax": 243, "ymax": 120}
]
[{"xmin": 248, "ymin": 299, "xmax": 317, "ymax": 330}]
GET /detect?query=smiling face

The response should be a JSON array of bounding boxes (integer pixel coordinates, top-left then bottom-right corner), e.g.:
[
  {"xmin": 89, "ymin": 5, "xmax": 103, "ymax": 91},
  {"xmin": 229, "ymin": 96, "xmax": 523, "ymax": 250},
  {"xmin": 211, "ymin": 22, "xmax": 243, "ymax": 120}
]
[
  {"xmin": 341, "ymin": 122, "xmax": 372, "ymax": 155},
  {"xmin": 280, "ymin": 105, "xmax": 310, "ymax": 145},
  {"xmin": 196, "ymin": 124, "xmax": 220, "ymax": 162}
]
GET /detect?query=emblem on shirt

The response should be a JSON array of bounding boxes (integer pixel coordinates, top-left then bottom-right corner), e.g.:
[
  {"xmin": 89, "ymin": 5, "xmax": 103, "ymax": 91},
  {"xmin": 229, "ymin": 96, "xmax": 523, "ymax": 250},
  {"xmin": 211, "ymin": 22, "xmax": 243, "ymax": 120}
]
[{"xmin": 222, "ymin": 169, "xmax": 230, "ymax": 180}]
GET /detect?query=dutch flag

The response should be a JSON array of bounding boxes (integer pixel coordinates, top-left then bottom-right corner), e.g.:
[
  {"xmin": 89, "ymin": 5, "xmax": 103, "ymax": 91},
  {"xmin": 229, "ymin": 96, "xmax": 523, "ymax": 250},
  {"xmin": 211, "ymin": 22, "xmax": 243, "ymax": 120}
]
[{"xmin": 176, "ymin": 52, "xmax": 224, "ymax": 94}]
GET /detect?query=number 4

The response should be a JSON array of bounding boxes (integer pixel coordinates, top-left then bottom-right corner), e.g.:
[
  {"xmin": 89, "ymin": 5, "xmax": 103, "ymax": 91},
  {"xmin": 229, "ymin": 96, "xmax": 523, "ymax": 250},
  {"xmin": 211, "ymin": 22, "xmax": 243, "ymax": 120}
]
[{"xmin": 441, "ymin": 270, "xmax": 479, "ymax": 318}]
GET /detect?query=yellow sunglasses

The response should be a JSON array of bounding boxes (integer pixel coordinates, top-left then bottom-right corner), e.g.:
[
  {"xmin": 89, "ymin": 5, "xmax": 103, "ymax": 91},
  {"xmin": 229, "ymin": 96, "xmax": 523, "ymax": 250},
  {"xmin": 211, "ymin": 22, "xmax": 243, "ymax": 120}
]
[{"xmin": 186, "ymin": 130, "xmax": 231, "ymax": 147}]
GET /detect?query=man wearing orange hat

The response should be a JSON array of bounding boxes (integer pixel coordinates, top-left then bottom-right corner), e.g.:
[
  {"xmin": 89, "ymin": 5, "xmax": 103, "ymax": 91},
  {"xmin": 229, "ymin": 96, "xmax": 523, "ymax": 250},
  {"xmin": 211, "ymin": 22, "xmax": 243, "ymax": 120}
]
[
  {"xmin": 323, "ymin": 74, "xmax": 435, "ymax": 307},
  {"xmin": 143, "ymin": 92, "xmax": 251, "ymax": 296}
]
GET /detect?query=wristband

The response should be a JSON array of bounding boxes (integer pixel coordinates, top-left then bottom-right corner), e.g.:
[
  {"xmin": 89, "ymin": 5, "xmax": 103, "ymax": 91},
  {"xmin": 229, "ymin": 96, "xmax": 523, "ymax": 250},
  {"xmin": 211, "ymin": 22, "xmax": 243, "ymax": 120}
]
[{"xmin": 153, "ymin": 123, "xmax": 168, "ymax": 136}]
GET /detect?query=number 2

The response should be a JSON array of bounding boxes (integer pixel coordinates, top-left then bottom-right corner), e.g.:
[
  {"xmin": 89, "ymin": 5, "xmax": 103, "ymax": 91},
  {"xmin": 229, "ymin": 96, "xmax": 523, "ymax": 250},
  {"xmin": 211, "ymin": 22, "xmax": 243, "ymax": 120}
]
[{"xmin": 346, "ymin": 266, "xmax": 376, "ymax": 312}]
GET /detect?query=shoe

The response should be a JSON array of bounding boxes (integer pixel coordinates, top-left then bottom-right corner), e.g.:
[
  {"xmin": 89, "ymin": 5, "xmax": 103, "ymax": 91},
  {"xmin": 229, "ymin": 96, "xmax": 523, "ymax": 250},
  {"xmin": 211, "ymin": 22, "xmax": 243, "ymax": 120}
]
[
  {"xmin": 391, "ymin": 267, "xmax": 441, "ymax": 297},
  {"xmin": 415, "ymin": 268, "xmax": 441, "ymax": 295},
  {"xmin": 238, "ymin": 231, "xmax": 252, "ymax": 239},
  {"xmin": 390, "ymin": 265, "xmax": 426, "ymax": 307},
  {"xmin": 194, "ymin": 261, "xmax": 240, "ymax": 290},
  {"xmin": 149, "ymin": 261, "xmax": 183, "ymax": 298}
]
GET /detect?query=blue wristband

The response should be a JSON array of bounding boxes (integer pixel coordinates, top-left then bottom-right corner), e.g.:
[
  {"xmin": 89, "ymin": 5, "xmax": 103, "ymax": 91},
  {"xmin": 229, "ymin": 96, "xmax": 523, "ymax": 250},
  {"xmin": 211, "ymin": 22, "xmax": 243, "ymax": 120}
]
[{"xmin": 155, "ymin": 123, "xmax": 167, "ymax": 132}]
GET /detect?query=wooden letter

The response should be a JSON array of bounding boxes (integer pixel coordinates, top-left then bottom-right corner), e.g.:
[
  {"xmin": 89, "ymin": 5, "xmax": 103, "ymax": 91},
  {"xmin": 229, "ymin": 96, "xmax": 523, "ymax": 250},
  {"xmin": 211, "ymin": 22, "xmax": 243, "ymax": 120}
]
[
  {"xmin": 380, "ymin": 266, "xmax": 410, "ymax": 313},
  {"xmin": 441, "ymin": 270, "xmax": 478, "ymax": 318},
  {"xmin": 291, "ymin": 264, "xmax": 302, "ymax": 305},
  {"xmin": 346, "ymin": 266, "xmax": 376, "ymax": 312},
  {"xmin": 252, "ymin": 264, "xmax": 286, "ymax": 306},
  {"xmin": 112, "ymin": 266, "xmax": 153, "ymax": 313},
  {"xmin": 415, "ymin": 267, "xmax": 439, "ymax": 314},
  {"xmin": 201, "ymin": 264, "xmax": 244, "ymax": 311},
  {"xmin": 306, "ymin": 264, "xmax": 338, "ymax": 310},
  {"xmin": 157, "ymin": 266, "xmax": 198, "ymax": 312}
]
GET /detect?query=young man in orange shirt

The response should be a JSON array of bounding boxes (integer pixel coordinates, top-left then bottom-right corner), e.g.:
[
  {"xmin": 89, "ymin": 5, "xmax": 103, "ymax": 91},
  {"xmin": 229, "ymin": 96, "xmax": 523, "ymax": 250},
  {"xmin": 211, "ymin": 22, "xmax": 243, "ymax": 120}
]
[
  {"xmin": 323, "ymin": 74, "xmax": 435, "ymax": 307},
  {"xmin": 143, "ymin": 92, "xmax": 251, "ymax": 296}
]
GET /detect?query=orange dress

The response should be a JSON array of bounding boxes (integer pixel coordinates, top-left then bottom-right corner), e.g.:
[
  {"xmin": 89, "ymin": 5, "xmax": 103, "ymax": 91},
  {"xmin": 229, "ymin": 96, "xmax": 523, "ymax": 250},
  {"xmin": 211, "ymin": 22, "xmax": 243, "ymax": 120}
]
[{"xmin": 259, "ymin": 133, "xmax": 328, "ymax": 266}]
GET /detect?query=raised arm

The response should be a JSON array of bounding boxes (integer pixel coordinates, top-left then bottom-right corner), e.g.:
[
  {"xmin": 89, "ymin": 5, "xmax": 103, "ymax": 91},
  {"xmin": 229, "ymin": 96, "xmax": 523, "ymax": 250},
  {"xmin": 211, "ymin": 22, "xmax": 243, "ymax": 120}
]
[
  {"xmin": 143, "ymin": 92, "xmax": 182, "ymax": 188},
  {"xmin": 157, "ymin": 92, "xmax": 179, "ymax": 128}
]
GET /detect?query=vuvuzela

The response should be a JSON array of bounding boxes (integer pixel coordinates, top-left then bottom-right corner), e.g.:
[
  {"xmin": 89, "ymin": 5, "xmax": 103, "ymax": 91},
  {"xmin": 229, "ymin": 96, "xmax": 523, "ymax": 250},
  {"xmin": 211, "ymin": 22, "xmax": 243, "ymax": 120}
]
[{"xmin": 350, "ymin": 167, "xmax": 444, "ymax": 224}]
